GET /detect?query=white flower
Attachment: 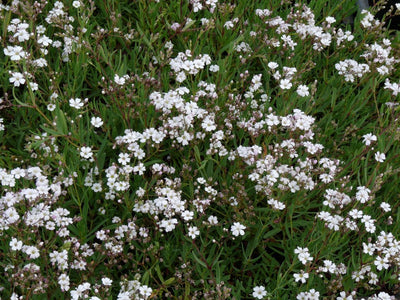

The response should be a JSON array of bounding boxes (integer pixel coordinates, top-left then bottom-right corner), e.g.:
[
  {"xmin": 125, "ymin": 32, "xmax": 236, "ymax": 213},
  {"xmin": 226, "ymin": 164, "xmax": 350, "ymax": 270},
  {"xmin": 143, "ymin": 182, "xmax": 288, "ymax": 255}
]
[
  {"xmin": 139, "ymin": 285, "xmax": 152, "ymax": 298},
  {"xmin": 160, "ymin": 218, "xmax": 178, "ymax": 232},
  {"xmin": 362, "ymin": 133, "xmax": 377, "ymax": 146},
  {"xmin": 80, "ymin": 146, "xmax": 93, "ymax": 159},
  {"xmin": 224, "ymin": 21, "xmax": 234, "ymax": 29},
  {"xmin": 188, "ymin": 226, "xmax": 200, "ymax": 239},
  {"xmin": 202, "ymin": 117, "xmax": 216, "ymax": 132},
  {"xmin": 9, "ymin": 238, "xmax": 23, "ymax": 251},
  {"xmin": 294, "ymin": 271, "xmax": 309, "ymax": 283},
  {"xmin": 4, "ymin": 45, "xmax": 27, "ymax": 61},
  {"xmin": 355, "ymin": 186, "xmax": 370, "ymax": 203},
  {"xmin": 252, "ymin": 286, "xmax": 267, "ymax": 299},
  {"xmin": 280, "ymin": 79, "xmax": 292, "ymax": 90},
  {"xmin": 101, "ymin": 277, "xmax": 112, "ymax": 286},
  {"xmin": 114, "ymin": 74, "xmax": 126, "ymax": 85},
  {"xmin": 268, "ymin": 62, "xmax": 279, "ymax": 70},
  {"xmin": 294, "ymin": 247, "xmax": 313, "ymax": 265},
  {"xmin": 91, "ymin": 117, "xmax": 103, "ymax": 128},
  {"xmin": 380, "ymin": 202, "xmax": 391, "ymax": 212},
  {"xmin": 375, "ymin": 151, "xmax": 385, "ymax": 163},
  {"xmin": 374, "ymin": 256, "xmax": 389, "ymax": 271},
  {"xmin": 171, "ymin": 23, "xmax": 180, "ymax": 31},
  {"xmin": 377, "ymin": 292, "xmax": 392, "ymax": 300},
  {"xmin": 231, "ymin": 222, "xmax": 246, "ymax": 236},
  {"xmin": 118, "ymin": 153, "xmax": 130, "ymax": 165},
  {"xmin": 325, "ymin": 16, "xmax": 336, "ymax": 24},
  {"xmin": 24, "ymin": 245, "xmax": 40, "ymax": 259},
  {"xmin": 176, "ymin": 71, "xmax": 186, "ymax": 83},
  {"xmin": 58, "ymin": 274, "xmax": 70, "ymax": 291},
  {"xmin": 165, "ymin": 41, "xmax": 173, "ymax": 50},
  {"xmin": 296, "ymin": 85, "xmax": 309, "ymax": 97},
  {"xmin": 69, "ymin": 98, "xmax": 84, "ymax": 109},
  {"xmin": 267, "ymin": 199, "xmax": 285, "ymax": 210},
  {"xmin": 181, "ymin": 210, "xmax": 194, "ymax": 221},
  {"xmin": 72, "ymin": 1, "xmax": 81, "ymax": 8},
  {"xmin": 209, "ymin": 64, "xmax": 219, "ymax": 72},
  {"xmin": 9, "ymin": 72, "xmax": 25, "ymax": 87},
  {"xmin": 91, "ymin": 183, "xmax": 102, "ymax": 192},
  {"xmin": 29, "ymin": 82, "xmax": 38, "ymax": 91},
  {"xmin": 208, "ymin": 215, "xmax": 218, "ymax": 225}
]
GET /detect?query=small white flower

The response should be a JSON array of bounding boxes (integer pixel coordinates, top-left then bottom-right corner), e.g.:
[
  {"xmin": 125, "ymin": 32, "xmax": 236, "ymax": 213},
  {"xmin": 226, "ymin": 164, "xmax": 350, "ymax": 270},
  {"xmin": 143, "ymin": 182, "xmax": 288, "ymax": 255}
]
[
  {"xmin": 171, "ymin": 23, "xmax": 180, "ymax": 31},
  {"xmin": 224, "ymin": 21, "xmax": 234, "ymax": 29},
  {"xmin": 252, "ymin": 286, "xmax": 267, "ymax": 299},
  {"xmin": 58, "ymin": 274, "xmax": 70, "ymax": 292},
  {"xmin": 9, "ymin": 72, "xmax": 25, "ymax": 87},
  {"xmin": 208, "ymin": 215, "xmax": 218, "ymax": 225},
  {"xmin": 47, "ymin": 103, "xmax": 56, "ymax": 111},
  {"xmin": 160, "ymin": 218, "xmax": 178, "ymax": 232},
  {"xmin": 80, "ymin": 146, "xmax": 93, "ymax": 159},
  {"xmin": 374, "ymin": 256, "xmax": 389, "ymax": 271},
  {"xmin": 380, "ymin": 202, "xmax": 391, "ymax": 213},
  {"xmin": 325, "ymin": 16, "xmax": 336, "ymax": 24},
  {"xmin": 139, "ymin": 285, "xmax": 152, "ymax": 298},
  {"xmin": 294, "ymin": 271, "xmax": 309, "ymax": 284},
  {"xmin": 91, "ymin": 183, "xmax": 102, "ymax": 192},
  {"xmin": 69, "ymin": 98, "xmax": 84, "ymax": 109},
  {"xmin": 24, "ymin": 245, "xmax": 40, "ymax": 259},
  {"xmin": 101, "ymin": 277, "xmax": 112, "ymax": 286},
  {"xmin": 280, "ymin": 79, "xmax": 292, "ymax": 90},
  {"xmin": 209, "ymin": 64, "xmax": 220, "ymax": 72},
  {"xmin": 268, "ymin": 62, "xmax": 279, "ymax": 70},
  {"xmin": 231, "ymin": 222, "xmax": 246, "ymax": 236},
  {"xmin": 4, "ymin": 45, "xmax": 27, "ymax": 61},
  {"xmin": 9, "ymin": 238, "xmax": 23, "ymax": 251},
  {"xmin": 118, "ymin": 153, "xmax": 130, "ymax": 165},
  {"xmin": 188, "ymin": 226, "xmax": 200, "ymax": 239},
  {"xmin": 296, "ymin": 85, "xmax": 309, "ymax": 97},
  {"xmin": 29, "ymin": 82, "xmax": 38, "ymax": 91},
  {"xmin": 181, "ymin": 210, "xmax": 194, "ymax": 221},
  {"xmin": 375, "ymin": 151, "xmax": 386, "ymax": 163},
  {"xmin": 91, "ymin": 117, "xmax": 103, "ymax": 128},
  {"xmin": 362, "ymin": 133, "xmax": 377, "ymax": 146},
  {"xmin": 72, "ymin": 1, "xmax": 81, "ymax": 8},
  {"xmin": 114, "ymin": 74, "xmax": 126, "ymax": 85}
]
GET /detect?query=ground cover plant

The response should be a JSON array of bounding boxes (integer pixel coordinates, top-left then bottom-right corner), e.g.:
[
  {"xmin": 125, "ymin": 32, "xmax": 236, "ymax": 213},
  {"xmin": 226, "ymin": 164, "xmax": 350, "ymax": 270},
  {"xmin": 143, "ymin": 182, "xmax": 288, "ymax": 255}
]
[{"xmin": 1, "ymin": 0, "xmax": 400, "ymax": 299}]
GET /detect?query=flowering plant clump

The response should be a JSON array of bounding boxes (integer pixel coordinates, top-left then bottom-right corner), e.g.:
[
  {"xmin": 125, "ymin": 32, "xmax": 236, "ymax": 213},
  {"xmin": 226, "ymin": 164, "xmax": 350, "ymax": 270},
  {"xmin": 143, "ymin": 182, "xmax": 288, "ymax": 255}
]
[{"xmin": 1, "ymin": 0, "xmax": 400, "ymax": 298}]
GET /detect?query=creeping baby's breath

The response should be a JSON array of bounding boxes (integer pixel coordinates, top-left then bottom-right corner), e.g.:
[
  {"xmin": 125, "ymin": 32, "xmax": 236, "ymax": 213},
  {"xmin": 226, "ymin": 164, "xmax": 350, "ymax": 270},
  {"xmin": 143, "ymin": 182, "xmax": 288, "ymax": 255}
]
[{"xmin": 1, "ymin": 0, "xmax": 400, "ymax": 298}]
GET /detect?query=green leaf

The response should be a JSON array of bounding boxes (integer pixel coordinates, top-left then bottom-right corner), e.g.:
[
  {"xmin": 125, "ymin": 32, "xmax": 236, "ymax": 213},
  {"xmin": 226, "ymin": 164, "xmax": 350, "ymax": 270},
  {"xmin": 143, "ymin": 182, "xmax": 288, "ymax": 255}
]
[
  {"xmin": 192, "ymin": 251, "xmax": 207, "ymax": 269},
  {"xmin": 55, "ymin": 107, "xmax": 68, "ymax": 135}
]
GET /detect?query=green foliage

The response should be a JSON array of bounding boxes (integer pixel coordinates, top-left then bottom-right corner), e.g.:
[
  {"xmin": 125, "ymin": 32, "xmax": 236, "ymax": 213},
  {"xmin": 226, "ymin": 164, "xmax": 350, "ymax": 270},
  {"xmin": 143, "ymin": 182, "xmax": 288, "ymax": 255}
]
[{"xmin": 1, "ymin": 0, "xmax": 400, "ymax": 299}]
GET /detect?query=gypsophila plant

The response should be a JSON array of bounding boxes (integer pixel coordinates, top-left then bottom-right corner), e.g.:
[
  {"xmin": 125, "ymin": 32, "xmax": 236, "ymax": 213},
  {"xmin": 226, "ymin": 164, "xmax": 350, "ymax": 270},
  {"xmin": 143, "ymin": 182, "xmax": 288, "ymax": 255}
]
[{"xmin": 1, "ymin": 0, "xmax": 400, "ymax": 298}]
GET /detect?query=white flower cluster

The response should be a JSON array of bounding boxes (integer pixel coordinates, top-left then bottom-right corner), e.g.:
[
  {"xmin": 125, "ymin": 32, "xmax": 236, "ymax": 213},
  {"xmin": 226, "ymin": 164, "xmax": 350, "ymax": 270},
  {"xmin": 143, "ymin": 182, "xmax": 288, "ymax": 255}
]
[
  {"xmin": 0, "ymin": 166, "xmax": 92, "ymax": 295},
  {"xmin": 236, "ymin": 108, "xmax": 340, "ymax": 201},
  {"xmin": 360, "ymin": 10, "xmax": 380, "ymax": 28},
  {"xmin": 335, "ymin": 59, "xmax": 370, "ymax": 82},
  {"xmin": 189, "ymin": 0, "xmax": 218, "ymax": 13},
  {"xmin": 318, "ymin": 206, "xmax": 376, "ymax": 234},
  {"xmin": 169, "ymin": 51, "xmax": 212, "ymax": 82},
  {"xmin": 361, "ymin": 40, "xmax": 396, "ymax": 75},
  {"xmin": 117, "ymin": 279, "xmax": 153, "ymax": 300},
  {"xmin": 294, "ymin": 247, "xmax": 313, "ymax": 265},
  {"xmin": 235, "ymin": 41, "xmax": 252, "ymax": 53},
  {"xmin": 7, "ymin": 18, "xmax": 30, "ymax": 42},
  {"xmin": 384, "ymin": 79, "xmax": 400, "ymax": 97}
]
